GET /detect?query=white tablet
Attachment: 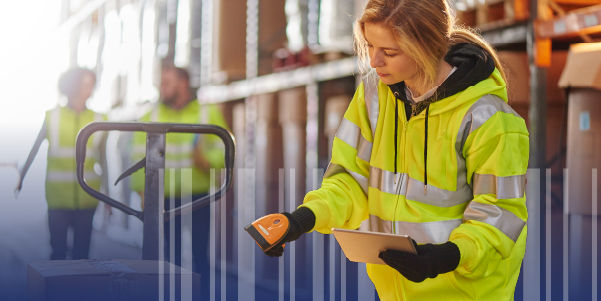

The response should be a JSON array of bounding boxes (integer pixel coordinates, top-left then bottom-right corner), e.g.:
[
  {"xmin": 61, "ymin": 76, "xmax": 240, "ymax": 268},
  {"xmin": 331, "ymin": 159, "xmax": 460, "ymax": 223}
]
[{"xmin": 332, "ymin": 228, "xmax": 417, "ymax": 265}]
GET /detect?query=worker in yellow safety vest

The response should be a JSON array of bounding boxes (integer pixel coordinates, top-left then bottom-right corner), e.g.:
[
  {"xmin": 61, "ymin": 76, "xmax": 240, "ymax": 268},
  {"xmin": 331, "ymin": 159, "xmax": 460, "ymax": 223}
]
[
  {"xmin": 131, "ymin": 66, "xmax": 228, "ymax": 296},
  {"xmin": 252, "ymin": 1, "xmax": 529, "ymax": 300},
  {"xmin": 16, "ymin": 67, "xmax": 107, "ymax": 260}
]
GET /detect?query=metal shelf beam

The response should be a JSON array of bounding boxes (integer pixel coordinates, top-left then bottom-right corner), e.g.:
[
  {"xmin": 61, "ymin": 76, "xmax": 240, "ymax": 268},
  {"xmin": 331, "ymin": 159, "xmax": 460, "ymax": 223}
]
[
  {"xmin": 481, "ymin": 21, "xmax": 529, "ymax": 46},
  {"xmin": 535, "ymin": 4, "xmax": 601, "ymax": 39},
  {"xmin": 197, "ymin": 57, "xmax": 358, "ymax": 103}
]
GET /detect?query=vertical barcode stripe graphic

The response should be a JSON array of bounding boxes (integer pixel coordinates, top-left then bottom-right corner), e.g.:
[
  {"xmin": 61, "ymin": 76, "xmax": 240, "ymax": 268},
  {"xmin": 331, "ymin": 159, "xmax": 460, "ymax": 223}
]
[
  {"xmin": 159, "ymin": 168, "xmax": 165, "ymax": 301},
  {"xmin": 238, "ymin": 168, "xmax": 255, "ymax": 301},
  {"xmin": 330, "ymin": 235, "xmax": 335, "ymax": 301},
  {"xmin": 170, "ymin": 169, "xmax": 176, "ymax": 301},
  {"xmin": 592, "ymin": 168, "xmax": 598, "ymax": 301},
  {"xmin": 563, "ymin": 168, "xmax": 569, "ymax": 301},
  {"xmin": 181, "ymin": 168, "xmax": 193, "ymax": 301},
  {"xmin": 278, "ymin": 168, "xmax": 285, "ymax": 301},
  {"xmin": 340, "ymin": 248, "xmax": 346, "ymax": 301},
  {"xmin": 546, "ymin": 168, "xmax": 551, "ymax": 301},
  {"xmin": 312, "ymin": 168, "xmax": 325, "ymax": 301},
  {"xmin": 210, "ymin": 171, "xmax": 216, "ymax": 301},
  {"xmin": 289, "ymin": 168, "xmax": 296, "ymax": 301},
  {"xmin": 219, "ymin": 169, "xmax": 227, "ymax": 301},
  {"xmin": 524, "ymin": 168, "xmax": 541, "ymax": 301}
]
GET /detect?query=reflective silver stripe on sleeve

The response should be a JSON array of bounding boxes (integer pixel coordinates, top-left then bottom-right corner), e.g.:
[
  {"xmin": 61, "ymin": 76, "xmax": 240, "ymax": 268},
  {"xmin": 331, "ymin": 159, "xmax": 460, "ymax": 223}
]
[
  {"xmin": 335, "ymin": 118, "xmax": 372, "ymax": 162},
  {"xmin": 363, "ymin": 76, "xmax": 380, "ymax": 137},
  {"xmin": 357, "ymin": 138, "xmax": 372, "ymax": 163},
  {"xmin": 324, "ymin": 163, "xmax": 345, "ymax": 178},
  {"xmin": 324, "ymin": 163, "xmax": 368, "ymax": 194},
  {"xmin": 47, "ymin": 171, "xmax": 100, "ymax": 182},
  {"xmin": 473, "ymin": 173, "xmax": 526, "ymax": 199},
  {"xmin": 453, "ymin": 94, "xmax": 522, "ymax": 206},
  {"xmin": 369, "ymin": 167, "xmax": 472, "ymax": 207},
  {"xmin": 457, "ymin": 94, "xmax": 521, "ymax": 154},
  {"xmin": 360, "ymin": 214, "xmax": 462, "ymax": 244},
  {"xmin": 463, "ymin": 201, "xmax": 525, "ymax": 241}
]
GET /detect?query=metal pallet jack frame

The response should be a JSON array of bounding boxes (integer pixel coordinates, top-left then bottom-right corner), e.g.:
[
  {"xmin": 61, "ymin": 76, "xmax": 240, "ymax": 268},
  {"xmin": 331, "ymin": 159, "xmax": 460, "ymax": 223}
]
[{"xmin": 75, "ymin": 122, "xmax": 235, "ymax": 260}]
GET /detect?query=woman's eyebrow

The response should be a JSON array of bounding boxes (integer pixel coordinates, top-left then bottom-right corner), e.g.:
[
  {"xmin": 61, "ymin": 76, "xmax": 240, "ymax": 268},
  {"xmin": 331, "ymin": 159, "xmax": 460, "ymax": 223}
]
[{"xmin": 364, "ymin": 37, "xmax": 400, "ymax": 51}]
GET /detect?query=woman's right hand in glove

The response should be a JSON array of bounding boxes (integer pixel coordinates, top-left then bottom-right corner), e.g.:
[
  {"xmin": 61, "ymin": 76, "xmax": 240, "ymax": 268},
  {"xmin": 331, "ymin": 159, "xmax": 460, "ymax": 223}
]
[{"xmin": 261, "ymin": 207, "xmax": 316, "ymax": 257}]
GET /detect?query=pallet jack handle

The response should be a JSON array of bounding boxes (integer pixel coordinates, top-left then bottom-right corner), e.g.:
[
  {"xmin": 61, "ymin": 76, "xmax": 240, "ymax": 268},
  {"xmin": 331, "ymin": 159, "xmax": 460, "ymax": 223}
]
[{"xmin": 75, "ymin": 122, "xmax": 235, "ymax": 260}]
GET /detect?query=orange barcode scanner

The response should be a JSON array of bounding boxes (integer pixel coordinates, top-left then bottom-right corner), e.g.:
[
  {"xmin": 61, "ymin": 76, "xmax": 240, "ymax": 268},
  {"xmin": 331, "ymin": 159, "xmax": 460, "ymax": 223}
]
[{"xmin": 245, "ymin": 213, "xmax": 289, "ymax": 252}]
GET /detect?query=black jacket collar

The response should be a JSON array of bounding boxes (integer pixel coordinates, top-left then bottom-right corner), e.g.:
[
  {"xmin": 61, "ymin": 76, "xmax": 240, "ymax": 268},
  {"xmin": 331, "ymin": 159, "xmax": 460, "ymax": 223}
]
[{"xmin": 388, "ymin": 43, "xmax": 495, "ymax": 116}]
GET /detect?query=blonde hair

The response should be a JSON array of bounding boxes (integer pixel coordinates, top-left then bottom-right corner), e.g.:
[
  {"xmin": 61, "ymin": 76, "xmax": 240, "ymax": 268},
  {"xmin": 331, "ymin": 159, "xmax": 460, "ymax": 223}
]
[{"xmin": 354, "ymin": 0, "xmax": 506, "ymax": 91}]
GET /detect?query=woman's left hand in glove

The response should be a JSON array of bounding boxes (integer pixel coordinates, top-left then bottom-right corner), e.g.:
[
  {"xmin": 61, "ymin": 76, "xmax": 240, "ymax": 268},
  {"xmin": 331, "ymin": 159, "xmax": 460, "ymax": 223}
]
[{"xmin": 378, "ymin": 240, "xmax": 460, "ymax": 283}]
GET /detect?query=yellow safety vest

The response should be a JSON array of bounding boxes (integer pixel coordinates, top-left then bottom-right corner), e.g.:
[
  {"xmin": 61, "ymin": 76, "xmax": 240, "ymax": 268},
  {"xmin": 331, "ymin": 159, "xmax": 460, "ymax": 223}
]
[
  {"xmin": 45, "ymin": 106, "xmax": 105, "ymax": 209},
  {"xmin": 131, "ymin": 100, "xmax": 228, "ymax": 197},
  {"xmin": 301, "ymin": 69, "xmax": 529, "ymax": 300}
]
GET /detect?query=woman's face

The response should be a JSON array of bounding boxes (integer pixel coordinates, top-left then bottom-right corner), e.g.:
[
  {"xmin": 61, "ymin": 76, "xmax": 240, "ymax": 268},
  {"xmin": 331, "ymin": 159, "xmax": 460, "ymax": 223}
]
[{"xmin": 363, "ymin": 22, "xmax": 419, "ymax": 85}]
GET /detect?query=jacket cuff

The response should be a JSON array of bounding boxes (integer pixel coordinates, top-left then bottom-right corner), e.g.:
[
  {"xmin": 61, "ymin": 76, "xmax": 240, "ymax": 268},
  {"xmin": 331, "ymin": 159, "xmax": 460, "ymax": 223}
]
[
  {"xmin": 450, "ymin": 236, "xmax": 478, "ymax": 273},
  {"xmin": 298, "ymin": 194, "xmax": 332, "ymax": 233},
  {"xmin": 291, "ymin": 207, "xmax": 316, "ymax": 233}
]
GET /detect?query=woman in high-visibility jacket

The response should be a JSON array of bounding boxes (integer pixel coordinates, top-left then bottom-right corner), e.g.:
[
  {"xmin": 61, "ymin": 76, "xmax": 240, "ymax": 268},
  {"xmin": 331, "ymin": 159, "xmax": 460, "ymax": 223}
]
[
  {"xmin": 254, "ymin": 1, "xmax": 529, "ymax": 300},
  {"xmin": 16, "ymin": 67, "xmax": 106, "ymax": 260}
]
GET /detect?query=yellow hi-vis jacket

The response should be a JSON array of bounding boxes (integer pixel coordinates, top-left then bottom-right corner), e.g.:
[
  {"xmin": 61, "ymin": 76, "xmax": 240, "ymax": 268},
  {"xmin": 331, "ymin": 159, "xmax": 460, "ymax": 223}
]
[
  {"xmin": 131, "ymin": 100, "xmax": 228, "ymax": 197},
  {"xmin": 45, "ymin": 106, "xmax": 106, "ymax": 209},
  {"xmin": 301, "ymin": 68, "xmax": 529, "ymax": 300}
]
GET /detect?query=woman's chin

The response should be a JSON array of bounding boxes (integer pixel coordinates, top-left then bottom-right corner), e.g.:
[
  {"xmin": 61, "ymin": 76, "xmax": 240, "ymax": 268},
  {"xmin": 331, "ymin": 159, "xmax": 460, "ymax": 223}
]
[{"xmin": 378, "ymin": 76, "xmax": 396, "ymax": 85}]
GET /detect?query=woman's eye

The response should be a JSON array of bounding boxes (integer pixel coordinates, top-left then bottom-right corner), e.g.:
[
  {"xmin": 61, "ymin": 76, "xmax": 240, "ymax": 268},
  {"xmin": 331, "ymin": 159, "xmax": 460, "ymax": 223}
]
[{"xmin": 384, "ymin": 52, "xmax": 397, "ymax": 57}]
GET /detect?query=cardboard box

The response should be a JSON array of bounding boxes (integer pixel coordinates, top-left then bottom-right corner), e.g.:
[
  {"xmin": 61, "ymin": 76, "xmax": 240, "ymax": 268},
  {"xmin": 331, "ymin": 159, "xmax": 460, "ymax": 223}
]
[
  {"xmin": 214, "ymin": 0, "xmax": 247, "ymax": 82},
  {"xmin": 559, "ymin": 43, "xmax": 601, "ymax": 90},
  {"xmin": 559, "ymin": 42, "xmax": 601, "ymax": 215},
  {"xmin": 27, "ymin": 260, "xmax": 200, "ymax": 301},
  {"xmin": 258, "ymin": 0, "xmax": 287, "ymax": 76}
]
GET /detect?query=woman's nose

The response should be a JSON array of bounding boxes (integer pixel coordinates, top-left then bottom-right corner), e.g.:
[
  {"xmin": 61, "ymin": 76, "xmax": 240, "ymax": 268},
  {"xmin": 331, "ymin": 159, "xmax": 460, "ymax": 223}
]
[{"xmin": 370, "ymin": 50, "xmax": 385, "ymax": 68}]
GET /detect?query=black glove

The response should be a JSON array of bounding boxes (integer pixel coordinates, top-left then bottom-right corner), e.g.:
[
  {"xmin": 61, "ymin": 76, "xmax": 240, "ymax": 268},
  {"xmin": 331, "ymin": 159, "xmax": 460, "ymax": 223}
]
[
  {"xmin": 265, "ymin": 207, "xmax": 315, "ymax": 257},
  {"xmin": 378, "ymin": 240, "xmax": 460, "ymax": 283}
]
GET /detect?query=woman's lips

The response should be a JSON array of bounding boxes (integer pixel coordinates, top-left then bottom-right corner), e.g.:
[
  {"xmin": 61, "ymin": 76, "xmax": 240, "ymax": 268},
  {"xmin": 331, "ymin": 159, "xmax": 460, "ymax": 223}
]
[{"xmin": 377, "ymin": 72, "xmax": 390, "ymax": 77}]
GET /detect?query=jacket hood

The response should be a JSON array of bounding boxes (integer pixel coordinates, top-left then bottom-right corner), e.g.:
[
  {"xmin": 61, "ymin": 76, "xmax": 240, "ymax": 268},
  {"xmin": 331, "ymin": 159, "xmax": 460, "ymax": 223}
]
[
  {"xmin": 385, "ymin": 43, "xmax": 507, "ymax": 189},
  {"xmin": 388, "ymin": 43, "xmax": 506, "ymax": 116}
]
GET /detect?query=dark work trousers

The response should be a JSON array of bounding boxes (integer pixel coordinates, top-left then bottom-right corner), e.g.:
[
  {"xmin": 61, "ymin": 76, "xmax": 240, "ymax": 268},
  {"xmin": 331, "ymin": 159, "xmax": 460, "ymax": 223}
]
[
  {"xmin": 47, "ymin": 208, "xmax": 96, "ymax": 260},
  {"xmin": 163, "ymin": 194, "xmax": 211, "ymax": 300}
]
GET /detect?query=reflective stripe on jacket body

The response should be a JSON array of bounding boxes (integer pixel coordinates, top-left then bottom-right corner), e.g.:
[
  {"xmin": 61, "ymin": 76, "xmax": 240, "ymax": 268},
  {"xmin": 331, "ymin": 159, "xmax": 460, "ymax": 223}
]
[
  {"xmin": 45, "ymin": 106, "xmax": 105, "ymax": 209},
  {"xmin": 131, "ymin": 100, "xmax": 228, "ymax": 197},
  {"xmin": 301, "ymin": 69, "xmax": 529, "ymax": 300}
]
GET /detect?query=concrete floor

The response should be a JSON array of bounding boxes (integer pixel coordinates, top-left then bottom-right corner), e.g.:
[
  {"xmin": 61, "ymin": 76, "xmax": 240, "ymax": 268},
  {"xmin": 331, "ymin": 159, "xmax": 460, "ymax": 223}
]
[{"xmin": 0, "ymin": 161, "xmax": 141, "ymax": 300}]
